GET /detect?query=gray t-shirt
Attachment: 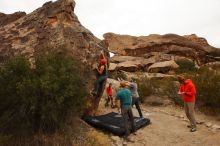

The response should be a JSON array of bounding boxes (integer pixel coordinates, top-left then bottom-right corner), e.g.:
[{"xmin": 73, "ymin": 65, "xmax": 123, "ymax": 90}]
[{"xmin": 129, "ymin": 82, "xmax": 139, "ymax": 98}]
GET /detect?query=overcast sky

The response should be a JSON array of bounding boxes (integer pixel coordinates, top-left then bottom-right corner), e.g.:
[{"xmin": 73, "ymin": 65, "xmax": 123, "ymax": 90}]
[{"xmin": 0, "ymin": 0, "xmax": 219, "ymax": 47}]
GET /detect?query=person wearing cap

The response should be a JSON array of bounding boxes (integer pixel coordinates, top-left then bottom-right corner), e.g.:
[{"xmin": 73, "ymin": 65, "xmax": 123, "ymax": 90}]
[
  {"xmin": 178, "ymin": 75, "xmax": 197, "ymax": 132},
  {"xmin": 92, "ymin": 51, "xmax": 107, "ymax": 96},
  {"xmin": 115, "ymin": 81, "xmax": 135, "ymax": 137},
  {"xmin": 127, "ymin": 78, "xmax": 143, "ymax": 118}
]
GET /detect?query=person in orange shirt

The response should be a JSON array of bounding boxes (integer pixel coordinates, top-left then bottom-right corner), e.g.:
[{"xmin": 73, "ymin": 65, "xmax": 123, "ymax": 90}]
[{"xmin": 178, "ymin": 75, "xmax": 197, "ymax": 132}]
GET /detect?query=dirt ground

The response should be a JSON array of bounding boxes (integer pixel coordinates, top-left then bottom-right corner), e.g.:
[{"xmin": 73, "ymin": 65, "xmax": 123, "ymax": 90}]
[{"xmin": 97, "ymin": 99, "xmax": 220, "ymax": 146}]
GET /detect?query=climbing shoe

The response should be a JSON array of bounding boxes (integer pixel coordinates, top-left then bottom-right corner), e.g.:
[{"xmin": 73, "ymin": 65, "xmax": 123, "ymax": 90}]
[
  {"xmin": 187, "ymin": 125, "xmax": 192, "ymax": 128},
  {"xmin": 190, "ymin": 127, "xmax": 197, "ymax": 132},
  {"xmin": 91, "ymin": 90, "xmax": 97, "ymax": 96},
  {"xmin": 104, "ymin": 103, "xmax": 108, "ymax": 107}
]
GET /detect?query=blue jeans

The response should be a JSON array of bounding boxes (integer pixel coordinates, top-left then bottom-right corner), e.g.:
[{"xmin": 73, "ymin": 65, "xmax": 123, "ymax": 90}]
[{"xmin": 94, "ymin": 76, "xmax": 107, "ymax": 94}]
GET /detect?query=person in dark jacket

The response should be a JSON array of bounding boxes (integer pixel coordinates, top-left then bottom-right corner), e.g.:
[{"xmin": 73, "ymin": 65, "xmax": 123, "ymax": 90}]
[{"xmin": 178, "ymin": 75, "xmax": 197, "ymax": 132}]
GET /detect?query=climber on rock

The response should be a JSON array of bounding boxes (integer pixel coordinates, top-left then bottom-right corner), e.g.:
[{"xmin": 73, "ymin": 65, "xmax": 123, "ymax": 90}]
[{"xmin": 92, "ymin": 51, "xmax": 107, "ymax": 96}]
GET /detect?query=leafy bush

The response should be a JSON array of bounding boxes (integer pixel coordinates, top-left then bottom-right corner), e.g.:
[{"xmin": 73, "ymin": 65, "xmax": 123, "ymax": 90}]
[
  {"xmin": 175, "ymin": 59, "xmax": 197, "ymax": 73},
  {"xmin": 0, "ymin": 54, "xmax": 87, "ymax": 135},
  {"xmin": 137, "ymin": 77, "xmax": 181, "ymax": 103},
  {"xmin": 138, "ymin": 67, "xmax": 220, "ymax": 115},
  {"xmin": 138, "ymin": 78, "xmax": 154, "ymax": 102},
  {"xmin": 108, "ymin": 71, "xmax": 127, "ymax": 80},
  {"xmin": 162, "ymin": 79, "xmax": 183, "ymax": 106},
  {"xmin": 191, "ymin": 67, "xmax": 220, "ymax": 109}
]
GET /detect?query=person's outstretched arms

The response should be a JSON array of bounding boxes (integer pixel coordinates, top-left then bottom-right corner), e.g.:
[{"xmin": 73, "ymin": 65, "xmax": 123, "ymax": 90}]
[{"xmin": 101, "ymin": 50, "xmax": 106, "ymax": 59}]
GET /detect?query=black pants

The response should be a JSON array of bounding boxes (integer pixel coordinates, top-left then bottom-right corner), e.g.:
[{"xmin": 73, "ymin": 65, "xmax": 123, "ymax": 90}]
[{"xmin": 132, "ymin": 97, "xmax": 143, "ymax": 118}]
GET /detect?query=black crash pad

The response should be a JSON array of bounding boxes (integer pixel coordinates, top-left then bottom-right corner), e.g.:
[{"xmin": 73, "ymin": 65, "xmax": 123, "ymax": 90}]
[{"xmin": 83, "ymin": 112, "xmax": 151, "ymax": 136}]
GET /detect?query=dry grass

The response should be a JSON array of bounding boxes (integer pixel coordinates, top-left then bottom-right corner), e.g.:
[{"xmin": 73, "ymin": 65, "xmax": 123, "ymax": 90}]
[
  {"xmin": 83, "ymin": 130, "xmax": 111, "ymax": 146},
  {"xmin": 0, "ymin": 118, "xmax": 111, "ymax": 146}
]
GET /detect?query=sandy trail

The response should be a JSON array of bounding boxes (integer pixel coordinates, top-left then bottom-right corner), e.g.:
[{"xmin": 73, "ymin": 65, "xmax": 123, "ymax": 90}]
[{"xmin": 98, "ymin": 100, "xmax": 220, "ymax": 146}]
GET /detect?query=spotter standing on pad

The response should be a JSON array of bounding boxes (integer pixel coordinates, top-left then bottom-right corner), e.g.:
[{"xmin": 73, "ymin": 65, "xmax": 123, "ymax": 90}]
[{"xmin": 115, "ymin": 81, "xmax": 136, "ymax": 137}]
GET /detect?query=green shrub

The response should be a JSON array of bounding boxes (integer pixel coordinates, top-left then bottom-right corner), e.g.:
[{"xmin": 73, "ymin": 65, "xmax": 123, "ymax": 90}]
[
  {"xmin": 137, "ymin": 66, "xmax": 220, "ymax": 115},
  {"xmin": 191, "ymin": 67, "xmax": 220, "ymax": 109},
  {"xmin": 176, "ymin": 67, "xmax": 220, "ymax": 114},
  {"xmin": 0, "ymin": 54, "xmax": 87, "ymax": 135},
  {"xmin": 138, "ymin": 78, "xmax": 154, "ymax": 102},
  {"xmin": 137, "ymin": 77, "xmax": 181, "ymax": 103},
  {"xmin": 163, "ymin": 80, "xmax": 184, "ymax": 106},
  {"xmin": 108, "ymin": 71, "xmax": 127, "ymax": 80},
  {"xmin": 175, "ymin": 59, "xmax": 197, "ymax": 73}
]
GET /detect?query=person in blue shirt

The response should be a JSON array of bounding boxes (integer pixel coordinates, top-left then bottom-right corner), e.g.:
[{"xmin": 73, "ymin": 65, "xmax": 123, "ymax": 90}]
[{"xmin": 115, "ymin": 81, "xmax": 135, "ymax": 137}]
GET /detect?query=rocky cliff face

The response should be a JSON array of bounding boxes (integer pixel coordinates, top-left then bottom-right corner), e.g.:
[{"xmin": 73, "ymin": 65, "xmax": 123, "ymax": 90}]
[
  {"xmin": 0, "ymin": 12, "xmax": 26, "ymax": 27},
  {"xmin": 0, "ymin": 0, "xmax": 108, "ymax": 115},
  {"xmin": 104, "ymin": 33, "xmax": 220, "ymax": 65}
]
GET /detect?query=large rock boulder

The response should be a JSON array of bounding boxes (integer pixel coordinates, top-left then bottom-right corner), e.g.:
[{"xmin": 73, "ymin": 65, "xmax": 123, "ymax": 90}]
[
  {"xmin": 148, "ymin": 60, "xmax": 179, "ymax": 73},
  {"xmin": 0, "ymin": 12, "xmax": 26, "ymax": 27},
  {"xmin": 203, "ymin": 61, "xmax": 220, "ymax": 71},
  {"xmin": 123, "ymin": 71, "xmax": 176, "ymax": 80},
  {"xmin": 144, "ymin": 73, "xmax": 175, "ymax": 79},
  {"xmin": 116, "ymin": 60, "xmax": 142, "ymax": 72},
  {"xmin": 109, "ymin": 63, "xmax": 117, "ymax": 71},
  {"xmin": 0, "ymin": 0, "xmax": 109, "ymax": 115},
  {"xmin": 111, "ymin": 55, "xmax": 143, "ymax": 63},
  {"xmin": 104, "ymin": 33, "xmax": 220, "ymax": 65},
  {"xmin": 184, "ymin": 34, "xmax": 210, "ymax": 47},
  {"xmin": 110, "ymin": 55, "xmax": 156, "ymax": 72}
]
